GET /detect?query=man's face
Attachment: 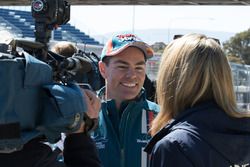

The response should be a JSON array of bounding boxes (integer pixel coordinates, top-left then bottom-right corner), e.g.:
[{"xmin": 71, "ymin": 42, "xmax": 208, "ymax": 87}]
[{"xmin": 99, "ymin": 47, "xmax": 146, "ymax": 103}]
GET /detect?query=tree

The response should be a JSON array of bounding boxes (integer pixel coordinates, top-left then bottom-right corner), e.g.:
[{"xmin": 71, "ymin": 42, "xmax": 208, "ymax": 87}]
[
  {"xmin": 223, "ymin": 28, "xmax": 250, "ymax": 64},
  {"xmin": 227, "ymin": 54, "xmax": 245, "ymax": 64}
]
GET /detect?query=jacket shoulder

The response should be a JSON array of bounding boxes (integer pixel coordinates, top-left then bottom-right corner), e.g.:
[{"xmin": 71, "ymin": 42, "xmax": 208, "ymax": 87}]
[
  {"xmin": 153, "ymin": 127, "xmax": 210, "ymax": 166},
  {"xmin": 151, "ymin": 134, "xmax": 194, "ymax": 167},
  {"xmin": 144, "ymin": 100, "xmax": 160, "ymax": 113}
]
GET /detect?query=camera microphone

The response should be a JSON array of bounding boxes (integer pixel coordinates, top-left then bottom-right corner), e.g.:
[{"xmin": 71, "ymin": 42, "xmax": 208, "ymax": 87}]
[{"xmin": 61, "ymin": 56, "xmax": 92, "ymax": 73}]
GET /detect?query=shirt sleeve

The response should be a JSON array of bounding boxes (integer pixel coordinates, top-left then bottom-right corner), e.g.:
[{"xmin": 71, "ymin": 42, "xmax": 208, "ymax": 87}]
[{"xmin": 63, "ymin": 133, "xmax": 102, "ymax": 167}]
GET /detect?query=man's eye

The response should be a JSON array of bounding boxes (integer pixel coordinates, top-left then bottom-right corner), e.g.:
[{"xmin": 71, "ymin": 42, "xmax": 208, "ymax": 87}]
[
  {"xmin": 136, "ymin": 67, "xmax": 145, "ymax": 71},
  {"xmin": 117, "ymin": 66, "xmax": 127, "ymax": 69}
]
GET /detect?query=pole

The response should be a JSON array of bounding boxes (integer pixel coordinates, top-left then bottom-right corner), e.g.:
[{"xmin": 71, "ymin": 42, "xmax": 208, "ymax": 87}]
[{"xmin": 132, "ymin": 5, "xmax": 135, "ymax": 33}]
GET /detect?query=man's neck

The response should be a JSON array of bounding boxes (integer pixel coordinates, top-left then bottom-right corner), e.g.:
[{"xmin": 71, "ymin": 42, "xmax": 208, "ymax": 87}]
[
  {"xmin": 115, "ymin": 101, "xmax": 121, "ymax": 110},
  {"xmin": 105, "ymin": 87, "xmax": 121, "ymax": 110}
]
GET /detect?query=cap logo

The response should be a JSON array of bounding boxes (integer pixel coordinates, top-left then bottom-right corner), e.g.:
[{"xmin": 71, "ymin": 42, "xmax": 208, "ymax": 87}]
[
  {"xmin": 101, "ymin": 33, "xmax": 154, "ymax": 60},
  {"xmin": 116, "ymin": 34, "xmax": 139, "ymax": 42}
]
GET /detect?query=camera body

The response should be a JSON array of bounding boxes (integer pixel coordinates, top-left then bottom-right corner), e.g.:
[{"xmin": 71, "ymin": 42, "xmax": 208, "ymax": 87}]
[
  {"xmin": 0, "ymin": 0, "xmax": 91, "ymax": 153},
  {"xmin": 0, "ymin": 51, "xmax": 86, "ymax": 153}
]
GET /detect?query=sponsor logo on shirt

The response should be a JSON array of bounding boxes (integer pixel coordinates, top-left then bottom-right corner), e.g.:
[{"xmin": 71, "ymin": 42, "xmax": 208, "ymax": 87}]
[
  {"xmin": 136, "ymin": 138, "xmax": 150, "ymax": 144},
  {"xmin": 93, "ymin": 137, "xmax": 108, "ymax": 149}
]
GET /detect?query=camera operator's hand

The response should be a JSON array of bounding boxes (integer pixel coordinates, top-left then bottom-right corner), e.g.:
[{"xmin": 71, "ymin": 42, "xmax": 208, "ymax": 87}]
[
  {"xmin": 82, "ymin": 89, "xmax": 100, "ymax": 119},
  {"xmin": 71, "ymin": 89, "xmax": 100, "ymax": 134}
]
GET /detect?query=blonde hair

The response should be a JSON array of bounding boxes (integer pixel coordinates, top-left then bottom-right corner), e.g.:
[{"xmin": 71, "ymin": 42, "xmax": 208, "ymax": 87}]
[
  {"xmin": 51, "ymin": 41, "xmax": 77, "ymax": 57},
  {"xmin": 150, "ymin": 33, "xmax": 249, "ymax": 136}
]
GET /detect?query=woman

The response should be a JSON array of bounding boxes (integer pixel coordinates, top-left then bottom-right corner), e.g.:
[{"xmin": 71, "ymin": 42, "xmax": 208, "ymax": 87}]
[{"xmin": 144, "ymin": 33, "xmax": 250, "ymax": 167}]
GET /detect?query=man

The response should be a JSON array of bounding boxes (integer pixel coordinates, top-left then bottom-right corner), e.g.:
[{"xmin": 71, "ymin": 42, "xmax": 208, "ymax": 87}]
[{"xmin": 92, "ymin": 33, "xmax": 159, "ymax": 167}]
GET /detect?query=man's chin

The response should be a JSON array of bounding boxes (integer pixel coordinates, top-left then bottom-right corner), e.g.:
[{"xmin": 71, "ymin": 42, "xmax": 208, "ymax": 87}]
[{"xmin": 122, "ymin": 94, "xmax": 139, "ymax": 101}]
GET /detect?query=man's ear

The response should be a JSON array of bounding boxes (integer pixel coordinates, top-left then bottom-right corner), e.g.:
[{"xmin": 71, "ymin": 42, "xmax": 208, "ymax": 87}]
[{"xmin": 98, "ymin": 61, "xmax": 107, "ymax": 78}]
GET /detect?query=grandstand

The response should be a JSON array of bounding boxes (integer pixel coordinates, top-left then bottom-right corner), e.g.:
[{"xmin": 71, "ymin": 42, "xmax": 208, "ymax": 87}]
[
  {"xmin": 231, "ymin": 63, "xmax": 250, "ymax": 111},
  {"xmin": 146, "ymin": 53, "xmax": 161, "ymax": 81},
  {"xmin": 0, "ymin": 8, "xmax": 101, "ymax": 45}
]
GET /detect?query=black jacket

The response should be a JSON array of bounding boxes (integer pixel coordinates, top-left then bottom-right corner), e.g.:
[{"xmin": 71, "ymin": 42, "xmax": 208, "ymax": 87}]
[
  {"xmin": 0, "ymin": 133, "xmax": 101, "ymax": 167},
  {"xmin": 145, "ymin": 101, "xmax": 250, "ymax": 167}
]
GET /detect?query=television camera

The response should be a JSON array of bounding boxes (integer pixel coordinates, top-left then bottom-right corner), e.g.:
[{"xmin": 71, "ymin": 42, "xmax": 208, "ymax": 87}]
[
  {"xmin": 0, "ymin": 0, "xmax": 98, "ymax": 153},
  {"xmin": 32, "ymin": 0, "xmax": 70, "ymax": 60}
]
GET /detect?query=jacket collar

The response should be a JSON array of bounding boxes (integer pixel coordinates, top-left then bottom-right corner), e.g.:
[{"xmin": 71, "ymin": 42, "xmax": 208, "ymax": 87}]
[
  {"xmin": 144, "ymin": 100, "xmax": 217, "ymax": 153},
  {"xmin": 97, "ymin": 86, "xmax": 147, "ymax": 103}
]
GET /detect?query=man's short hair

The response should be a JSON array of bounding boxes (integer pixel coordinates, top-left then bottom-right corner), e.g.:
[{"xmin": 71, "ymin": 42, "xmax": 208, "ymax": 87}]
[{"xmin": 51, "ymin": 41, "xmax": 77, "ymax": 57}]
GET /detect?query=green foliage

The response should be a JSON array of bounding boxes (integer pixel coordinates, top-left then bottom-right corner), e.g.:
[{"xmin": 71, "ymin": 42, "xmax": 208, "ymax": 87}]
[
  {"xmin": 223, "ymin": 29, "xmax": 250, "ymax": 65},
  {"xmin": 227, "ymin": 54, "xmax": 245, "ymax": 64}
]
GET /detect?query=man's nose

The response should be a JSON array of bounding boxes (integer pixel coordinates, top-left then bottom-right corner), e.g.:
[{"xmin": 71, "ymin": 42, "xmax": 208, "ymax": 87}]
[{"xmin": 126, "ymin": 68, "xmax": 137, "ymax": 78}]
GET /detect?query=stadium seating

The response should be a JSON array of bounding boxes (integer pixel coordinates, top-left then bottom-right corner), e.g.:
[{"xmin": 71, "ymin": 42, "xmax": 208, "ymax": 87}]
[{"xmin": 0, "ymin": 8, "xmax": 100, "ymax": 45}]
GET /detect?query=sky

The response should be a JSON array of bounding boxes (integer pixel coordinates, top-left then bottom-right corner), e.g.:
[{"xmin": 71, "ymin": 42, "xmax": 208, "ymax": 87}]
[{"xmin": 69, "ymin": 5, "xmax": 250, "ymax": 43}]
